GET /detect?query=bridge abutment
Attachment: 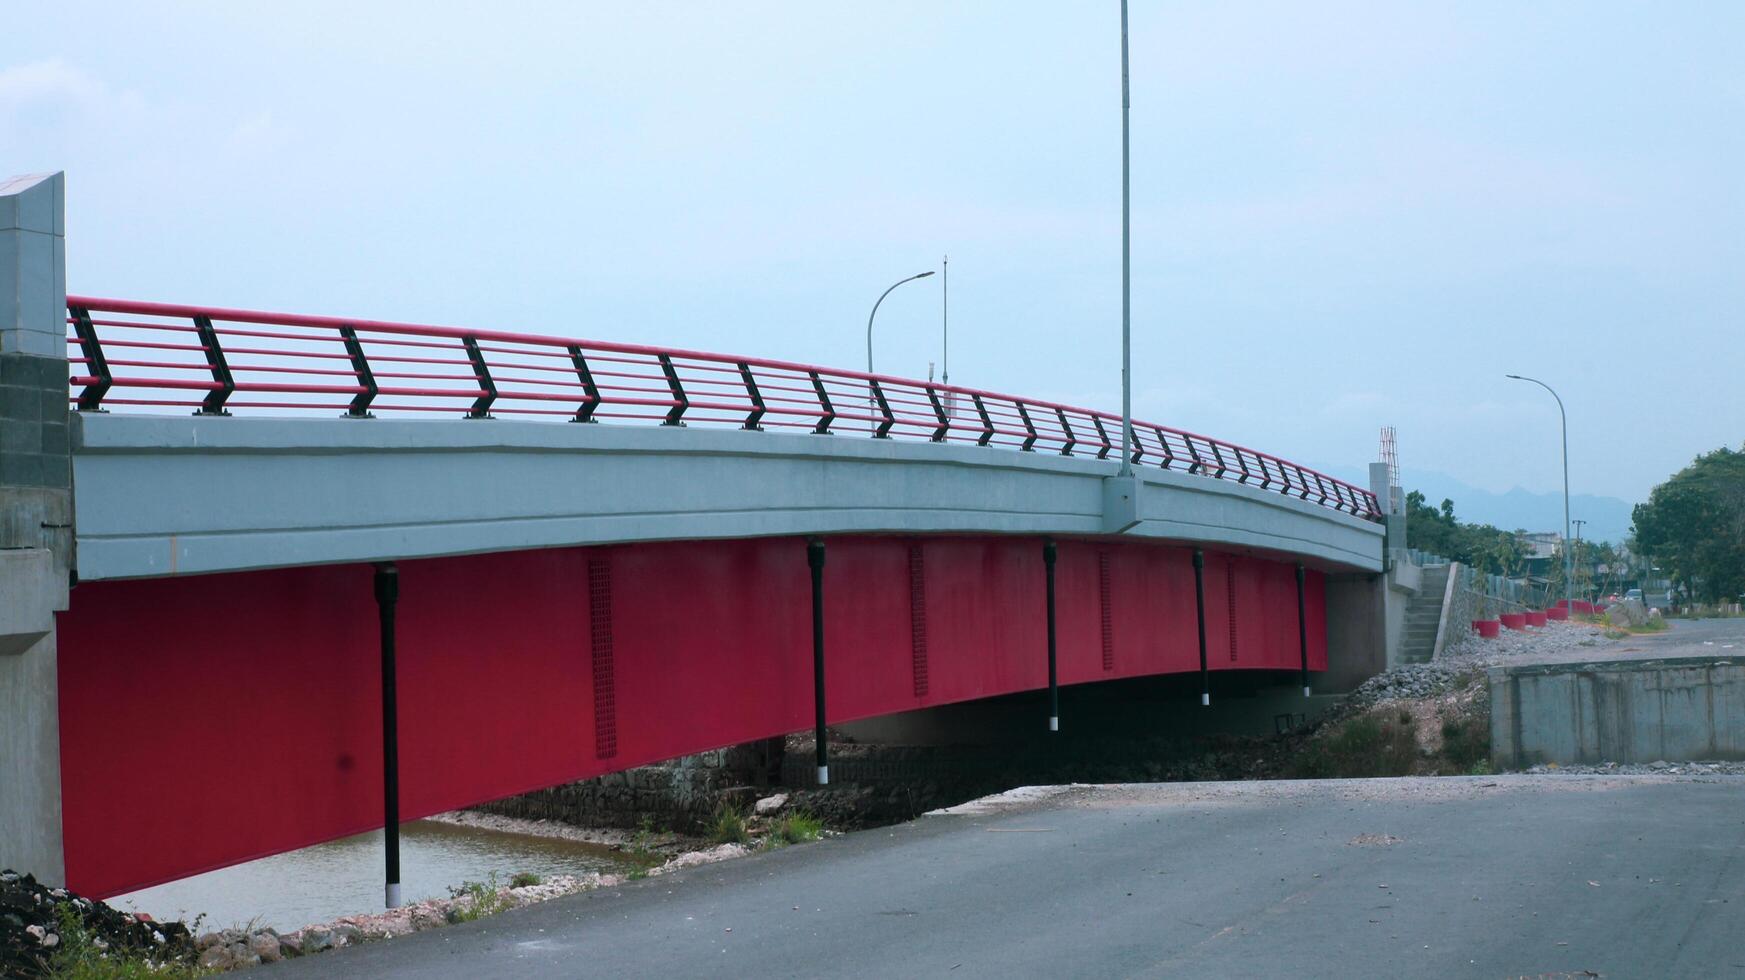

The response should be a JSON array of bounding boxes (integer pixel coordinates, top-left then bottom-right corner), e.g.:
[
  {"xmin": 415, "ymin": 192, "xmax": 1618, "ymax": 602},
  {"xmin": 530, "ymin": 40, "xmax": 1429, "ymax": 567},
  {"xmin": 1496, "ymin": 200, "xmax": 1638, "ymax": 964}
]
[{"xmin": 1, "ymin": 172, "xmax": 70, "ymax": 885}]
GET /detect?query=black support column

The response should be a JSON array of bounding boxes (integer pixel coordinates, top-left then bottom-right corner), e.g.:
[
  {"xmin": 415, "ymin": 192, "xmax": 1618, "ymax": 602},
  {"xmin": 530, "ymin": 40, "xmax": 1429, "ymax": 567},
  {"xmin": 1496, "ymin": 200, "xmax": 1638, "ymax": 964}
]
[
  {"xmin": 1192, "ymin": 549, "xmax": 1210, "ymax": 707},
  {"xmin": 374, "ymin": 563, "xmax": 402, "ymax": 908},
  {"xmin": 1044, "ymin": 539, "xmax": 1058, "ymax": 732},
  {"xmin": 1296, "ymin": 564, "xmax": 1311, "ymax": 697},
  {"xmin": 808, "ymin": 538, "xmax": 829, "ymax": 786}
]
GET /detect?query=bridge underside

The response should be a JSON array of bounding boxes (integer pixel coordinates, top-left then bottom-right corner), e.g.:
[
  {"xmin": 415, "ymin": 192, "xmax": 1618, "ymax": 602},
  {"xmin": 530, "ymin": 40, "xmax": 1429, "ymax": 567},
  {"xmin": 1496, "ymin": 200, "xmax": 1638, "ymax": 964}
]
[{"xmin": 56, "ymin": 533, "xmax": 1327, "ymax": 898}]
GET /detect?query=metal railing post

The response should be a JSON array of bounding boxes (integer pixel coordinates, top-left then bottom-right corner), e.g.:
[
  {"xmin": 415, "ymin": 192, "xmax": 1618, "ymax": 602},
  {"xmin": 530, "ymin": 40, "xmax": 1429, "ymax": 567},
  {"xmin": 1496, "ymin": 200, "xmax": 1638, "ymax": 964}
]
[
  {"xmin": 462, "ymin": 336, "xmax": 496, "ymax": 419},
  {"xmin": 191, "ymin": 315, "xmax": 234, "ymax": 416},
  {"xmin": 339, "ymin": 325, "xmax": 377, "ymax": 418},
  {"xmin": 568, "ymin": 345, "xmax": 601, "ymax": 422},
  {"xmin": 68, "ymin": 305, "xmax": 111, "ymax": 412}
]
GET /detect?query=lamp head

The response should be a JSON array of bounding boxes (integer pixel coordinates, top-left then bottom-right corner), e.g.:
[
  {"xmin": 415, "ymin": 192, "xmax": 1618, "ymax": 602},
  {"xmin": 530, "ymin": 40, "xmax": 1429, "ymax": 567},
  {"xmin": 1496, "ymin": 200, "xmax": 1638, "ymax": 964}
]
[{"xmin": 915, "ymin": 271, "xmax": 936, "ymax": 279}]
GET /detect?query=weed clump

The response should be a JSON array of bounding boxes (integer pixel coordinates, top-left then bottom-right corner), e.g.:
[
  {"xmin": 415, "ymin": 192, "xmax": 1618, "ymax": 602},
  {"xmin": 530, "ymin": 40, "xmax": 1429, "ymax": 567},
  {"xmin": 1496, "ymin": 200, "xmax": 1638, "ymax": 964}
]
[
  {"xmin": 766, "ymin": 812, "xmax": 824, "ymax": 848},
  {"xmin": 445, "ymin": 874, "xmax": 508, "ymax": 923},
  {"xmin": 706, "ymin": 803, "xmax": 748, "ymax": 845}
]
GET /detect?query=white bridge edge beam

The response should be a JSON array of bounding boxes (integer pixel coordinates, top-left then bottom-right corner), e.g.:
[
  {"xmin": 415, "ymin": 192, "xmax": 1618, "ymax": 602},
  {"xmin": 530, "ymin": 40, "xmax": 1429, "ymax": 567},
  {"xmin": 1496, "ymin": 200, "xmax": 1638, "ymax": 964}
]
[{"xmin": 68, "ymin": 413, "xmax": 1384, "ymax": 583}]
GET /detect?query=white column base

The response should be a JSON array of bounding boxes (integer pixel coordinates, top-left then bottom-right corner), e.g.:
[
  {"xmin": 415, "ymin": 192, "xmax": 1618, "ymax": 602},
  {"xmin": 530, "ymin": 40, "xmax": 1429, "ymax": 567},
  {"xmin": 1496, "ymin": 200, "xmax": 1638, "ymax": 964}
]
[
  {"xmin": 385, "ymin": 882, "xmax": 402, "ymax": 908},
  {"xmin": 1200, "ymin": 692, "xmax": 1211, "ymax": 706},
  {"xmin": 816, "ymin": 765, "xmax": 829, "ymax": 786},
  {"xmin": 1048, "ymin": 716, "xmax": 1058, "ymax": 732},
  {"xmin": 1303, "ymin": 686, "xmax": 1312, "ymax": 697}
]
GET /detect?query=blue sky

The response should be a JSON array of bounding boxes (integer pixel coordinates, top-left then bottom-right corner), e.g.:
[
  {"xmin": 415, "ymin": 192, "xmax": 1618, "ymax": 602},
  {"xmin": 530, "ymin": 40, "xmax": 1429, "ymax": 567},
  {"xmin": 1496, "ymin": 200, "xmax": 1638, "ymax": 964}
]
[{"xmin": 6, "ymin": 2, "xmax": 1740, "ymax": 503}]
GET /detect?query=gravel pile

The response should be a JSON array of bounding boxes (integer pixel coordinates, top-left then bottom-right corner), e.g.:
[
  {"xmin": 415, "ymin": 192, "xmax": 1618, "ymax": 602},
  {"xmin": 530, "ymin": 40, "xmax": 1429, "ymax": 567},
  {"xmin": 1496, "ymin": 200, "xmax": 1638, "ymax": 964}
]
[
  {"xmin": 1526, "ymin": 761, "xmax": 1745, "ymax": 776},
  {"xmin": 1339, "ymin": 621, "xmax": 1619, "ymax": 713},
  {"xmin": 1, "ymin": 869, "xmax": 197, "ymax": 978}
]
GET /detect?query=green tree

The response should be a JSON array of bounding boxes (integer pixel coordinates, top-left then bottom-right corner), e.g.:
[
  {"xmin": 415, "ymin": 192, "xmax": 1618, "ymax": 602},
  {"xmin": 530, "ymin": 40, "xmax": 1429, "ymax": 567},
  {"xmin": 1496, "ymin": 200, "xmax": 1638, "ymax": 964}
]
[
  {"xmin": 1632, "ymin": 447, "xmax": 1745, "ymax": 602},
  {"xmin": 1404, "ymin": 491, "xmax": 1530, "ymax": 576}
]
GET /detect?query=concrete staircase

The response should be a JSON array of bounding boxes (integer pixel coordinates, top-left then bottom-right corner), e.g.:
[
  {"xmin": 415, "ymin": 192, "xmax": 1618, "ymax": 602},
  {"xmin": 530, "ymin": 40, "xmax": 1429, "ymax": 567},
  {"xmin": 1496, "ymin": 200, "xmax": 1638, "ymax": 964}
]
[{"xmin": 1400, "ymin": 565, "xmax": 1450, "ymax": 664}]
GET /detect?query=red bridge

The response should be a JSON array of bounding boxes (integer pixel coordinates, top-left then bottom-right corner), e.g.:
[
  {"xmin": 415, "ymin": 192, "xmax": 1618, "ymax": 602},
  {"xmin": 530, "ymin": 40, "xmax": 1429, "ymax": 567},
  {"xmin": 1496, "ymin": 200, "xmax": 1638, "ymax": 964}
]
[{"xmin": 0, "ymin": 174, "xmax": 1392, "ymax": 902}]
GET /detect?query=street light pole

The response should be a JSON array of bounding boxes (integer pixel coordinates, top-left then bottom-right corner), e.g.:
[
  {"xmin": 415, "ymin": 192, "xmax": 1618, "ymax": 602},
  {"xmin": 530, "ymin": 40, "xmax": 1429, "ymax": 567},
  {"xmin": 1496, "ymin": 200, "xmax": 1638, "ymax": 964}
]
[
  {"xmin": 941, "ymin": 255, "xmax": 952, "ymax": 420},
  {"xmin": 1507, "ymin": 374, "xmax": 1571, "ymax": 613},
  {"xmin": 1117, "ymin": 0, "xmax": 1134, "ymax": 476},
  {"xmin": 866, "ymin": 270, "xmax": 935, "ymax": 432},
  {"xmin": 866, "ymin": 271, "xmax": 936, "ymax": 378},
  {"xmin": 1572, "ymin": 518, "xmax": 1586, "ymax": 601}
]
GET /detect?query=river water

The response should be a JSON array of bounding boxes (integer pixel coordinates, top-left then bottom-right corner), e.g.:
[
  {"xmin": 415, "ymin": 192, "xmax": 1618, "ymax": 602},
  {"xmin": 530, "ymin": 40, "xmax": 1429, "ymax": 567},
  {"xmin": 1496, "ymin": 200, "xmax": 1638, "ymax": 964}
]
[{"xmin": 109, "ymin": 819, "xmax": 637, "ymax": 933}]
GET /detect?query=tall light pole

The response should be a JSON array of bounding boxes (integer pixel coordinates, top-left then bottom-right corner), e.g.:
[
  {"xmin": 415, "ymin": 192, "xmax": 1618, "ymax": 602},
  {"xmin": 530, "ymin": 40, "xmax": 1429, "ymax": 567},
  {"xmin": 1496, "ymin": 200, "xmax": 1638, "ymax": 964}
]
[
  {"xmin": 941, "ymin": 255, "xmax": 953, "ymax": 420},
  {"xmin": 866, "ymin": 270, "xmax": 935, "ymax": 432},
  {"xmin": 1507, "ymin": 374, "xmax": 1571, "ymax": 613},
  {"xmin": 1117, "ymin": 0, "xmax": 1134, "ymax": 476},
  {"xmin": 1572, "ymin": 518, "xmax": 1586, "ymax": 601}
]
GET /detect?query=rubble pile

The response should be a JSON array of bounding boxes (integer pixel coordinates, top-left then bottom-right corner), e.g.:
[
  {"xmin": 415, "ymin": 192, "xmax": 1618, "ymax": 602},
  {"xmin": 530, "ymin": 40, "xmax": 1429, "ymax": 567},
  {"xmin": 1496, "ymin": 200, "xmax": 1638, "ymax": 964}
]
[{"xmin": 0, "ymin": 869, "xmax": 197, "ymax": 978}]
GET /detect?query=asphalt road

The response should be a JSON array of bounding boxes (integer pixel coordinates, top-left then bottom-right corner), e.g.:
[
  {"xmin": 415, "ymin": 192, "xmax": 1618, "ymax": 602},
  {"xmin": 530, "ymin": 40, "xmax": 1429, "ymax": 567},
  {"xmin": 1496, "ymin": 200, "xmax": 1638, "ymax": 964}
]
[{"xmin": 267, "ymin": 775, "xmax": 1745, "ymax": 978}]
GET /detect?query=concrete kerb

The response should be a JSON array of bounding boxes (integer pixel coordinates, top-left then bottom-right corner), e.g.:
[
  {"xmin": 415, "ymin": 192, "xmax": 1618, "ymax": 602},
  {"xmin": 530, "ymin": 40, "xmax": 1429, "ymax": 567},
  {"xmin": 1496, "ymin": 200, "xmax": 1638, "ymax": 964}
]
[{"xmin": 1429, "ymin": 559, "xmax": 1461, "ymax": 661}]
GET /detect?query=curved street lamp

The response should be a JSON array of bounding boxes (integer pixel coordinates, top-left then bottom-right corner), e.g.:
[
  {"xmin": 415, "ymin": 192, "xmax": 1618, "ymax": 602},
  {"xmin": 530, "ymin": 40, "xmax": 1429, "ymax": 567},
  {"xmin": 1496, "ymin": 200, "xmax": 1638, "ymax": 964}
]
[
  {"xmin": 866, "ymin": 270, "xmax": 935, "ymax": 433},
  {"xmin": 1506, "ymin": 374, "xmax": 1572, "ymax": 613},
  {"xmin": 866, "ymin": 270, "xmax": 936, "ymax": 377}
]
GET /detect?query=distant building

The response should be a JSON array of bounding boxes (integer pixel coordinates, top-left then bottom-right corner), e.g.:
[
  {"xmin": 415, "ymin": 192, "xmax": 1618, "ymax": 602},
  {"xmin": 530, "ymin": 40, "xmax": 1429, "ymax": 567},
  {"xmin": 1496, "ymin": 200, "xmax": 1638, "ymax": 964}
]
[{"xmin": 1518, "ymin": 531, "xmax": 1561, "ymax": 580}]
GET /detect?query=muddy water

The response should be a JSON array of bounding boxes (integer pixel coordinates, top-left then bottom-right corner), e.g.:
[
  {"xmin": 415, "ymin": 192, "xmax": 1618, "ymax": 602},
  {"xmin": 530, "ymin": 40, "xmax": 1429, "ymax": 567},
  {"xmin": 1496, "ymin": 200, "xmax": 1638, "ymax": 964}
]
[{"xmin": 110, "ymin": 819, "xmax": 637, "ymax": 933}]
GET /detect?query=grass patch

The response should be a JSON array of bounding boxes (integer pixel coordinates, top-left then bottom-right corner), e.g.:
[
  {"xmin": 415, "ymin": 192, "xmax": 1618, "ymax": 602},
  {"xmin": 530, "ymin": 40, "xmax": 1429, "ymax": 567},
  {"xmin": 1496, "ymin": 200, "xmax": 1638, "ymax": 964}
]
[
  {"xmin": 446, "ymin": 873, "xmax": 509, "ymax": 922},
  {"xmin": 45, "ymin": 904, "xmax": 205, "ymax": 980},
  {"xmin": 706, "ymin": 802, "xmax": 749, "ymax": 845},
  {"xmin": 508, "ymin": 872, "xmax": 542, "ymax": 889},
  {"xmin": 764, "ymin": 811, "xmax": 824, "ymax": 849},
  {"xmin": 1290, "ymin": 708, "xmax": 1419, "ymax": 779},
  {"xmin": 1438, "ymin": 711, "xmax": 1489, "ymax": 773}
]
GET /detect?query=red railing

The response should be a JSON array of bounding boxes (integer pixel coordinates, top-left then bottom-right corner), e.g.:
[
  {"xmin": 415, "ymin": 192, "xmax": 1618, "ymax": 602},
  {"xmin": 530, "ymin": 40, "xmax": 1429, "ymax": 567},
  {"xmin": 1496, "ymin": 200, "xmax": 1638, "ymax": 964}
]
[{"xmin": 64, "ymin": 295, "xmax": 1381, "ymax": 519}]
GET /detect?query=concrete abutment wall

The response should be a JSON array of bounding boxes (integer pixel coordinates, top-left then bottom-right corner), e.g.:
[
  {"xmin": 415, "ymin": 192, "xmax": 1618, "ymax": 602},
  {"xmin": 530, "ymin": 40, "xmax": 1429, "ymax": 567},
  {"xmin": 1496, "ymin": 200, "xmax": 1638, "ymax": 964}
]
[{"xmin": 0, "ymin": 172, "xmax": 69, "ymax": 884}]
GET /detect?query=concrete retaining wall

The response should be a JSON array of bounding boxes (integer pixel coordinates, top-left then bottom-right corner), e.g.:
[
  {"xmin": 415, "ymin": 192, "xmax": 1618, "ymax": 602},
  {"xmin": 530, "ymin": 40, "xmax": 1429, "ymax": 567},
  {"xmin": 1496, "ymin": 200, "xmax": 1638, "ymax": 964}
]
[{"xmin": 1490, "ymin": 657, "xmax": 1745, "ymax": 769}]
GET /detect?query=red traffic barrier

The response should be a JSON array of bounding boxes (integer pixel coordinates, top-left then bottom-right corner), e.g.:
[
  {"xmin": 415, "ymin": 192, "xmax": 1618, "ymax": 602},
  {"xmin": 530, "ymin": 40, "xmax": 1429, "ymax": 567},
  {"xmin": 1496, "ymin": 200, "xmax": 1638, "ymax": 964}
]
[
  {"xmin": 1546, "ymin": 606, "xmax": 1569, "ymax": 621},
  {"xmin": 1501, "ymin": 613, "xmax": 1528, "ymax": 630},
  {"xmin": 1476, "ymin": 619, "xmax": 1502, "ymax": 638},
  {"xmin": 1526, "ymin": 610, "xmax": 1548, "ymax": 627}
]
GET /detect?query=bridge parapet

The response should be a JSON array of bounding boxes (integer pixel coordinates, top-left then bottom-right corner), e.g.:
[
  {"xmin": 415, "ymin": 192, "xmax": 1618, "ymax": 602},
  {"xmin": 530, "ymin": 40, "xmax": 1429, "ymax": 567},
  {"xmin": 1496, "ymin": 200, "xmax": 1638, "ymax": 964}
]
[{"xmin": 63, "ymin": 295, "xmax": 1380, "ymax": 521}]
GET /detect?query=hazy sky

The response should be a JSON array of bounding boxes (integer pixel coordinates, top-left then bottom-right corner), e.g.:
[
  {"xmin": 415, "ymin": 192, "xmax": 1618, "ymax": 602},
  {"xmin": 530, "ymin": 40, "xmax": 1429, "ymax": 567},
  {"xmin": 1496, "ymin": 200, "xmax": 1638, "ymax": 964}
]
[{"xmin": 7, "ymin": 2, "xmax": 1740, "ymax": 503}]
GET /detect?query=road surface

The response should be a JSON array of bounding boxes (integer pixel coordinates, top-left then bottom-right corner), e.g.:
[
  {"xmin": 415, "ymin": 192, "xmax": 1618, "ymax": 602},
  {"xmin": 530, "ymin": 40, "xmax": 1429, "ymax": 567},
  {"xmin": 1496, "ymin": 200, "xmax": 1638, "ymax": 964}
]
[{"xmin": 267, "ymin": 775, "xmax": 1745, "ymax": 978}]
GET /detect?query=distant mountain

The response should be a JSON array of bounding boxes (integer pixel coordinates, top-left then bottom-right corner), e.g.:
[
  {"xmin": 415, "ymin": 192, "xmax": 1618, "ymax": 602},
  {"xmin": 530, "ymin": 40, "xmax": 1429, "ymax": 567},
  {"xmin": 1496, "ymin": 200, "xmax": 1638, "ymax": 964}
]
[{"xmin": 1330, "ymin": 468, "xmax": 1636, "ymax": 544}]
